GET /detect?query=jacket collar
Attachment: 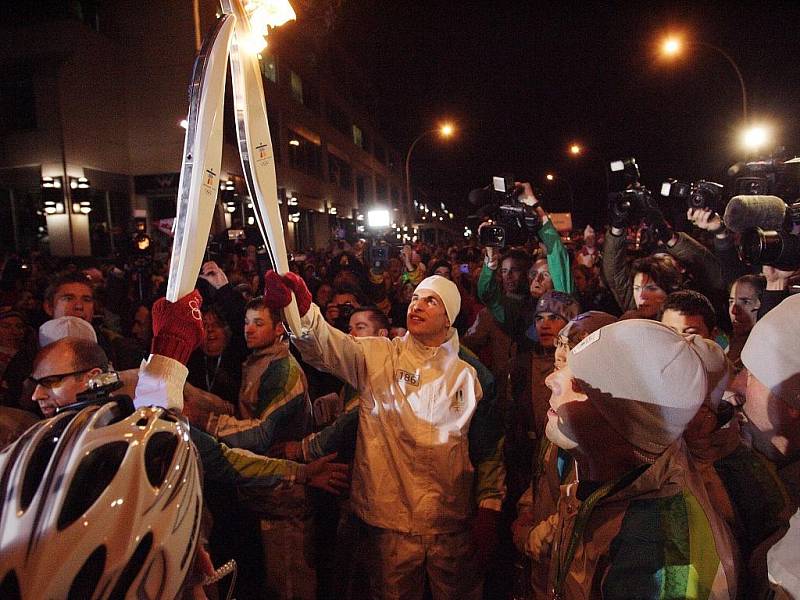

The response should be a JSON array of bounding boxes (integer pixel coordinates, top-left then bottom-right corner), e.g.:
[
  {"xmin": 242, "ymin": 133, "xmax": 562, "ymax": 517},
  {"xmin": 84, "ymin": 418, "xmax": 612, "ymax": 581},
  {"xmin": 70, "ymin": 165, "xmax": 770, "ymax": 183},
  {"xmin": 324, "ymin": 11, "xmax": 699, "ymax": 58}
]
[
  {"xmin": 567, "ymin": 439, "xmax": 690, "ymax": 505},
  {"xmin": 246, "ymin": 336, "xmax": 289, "ymax": 364},
  {"xmin": 404, "ymin": 327, "xmax": 459, "ymax": 362}
]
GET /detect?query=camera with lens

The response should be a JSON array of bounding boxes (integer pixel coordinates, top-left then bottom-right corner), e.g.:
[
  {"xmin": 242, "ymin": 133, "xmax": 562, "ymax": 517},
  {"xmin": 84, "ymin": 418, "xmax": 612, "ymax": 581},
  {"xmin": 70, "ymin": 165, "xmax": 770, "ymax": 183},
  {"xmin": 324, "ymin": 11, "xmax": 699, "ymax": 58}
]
[
  {"xmin": 471, "ymin": 174, "xmax": 542, "ymax": 248},
  {"xmin": 57, "ymin": 371, "xmax": 134, "ymax": 415},
  {"xmin": 661, "ymin": 180, "xmax": 725, "ymax": 212},
  {"xmin": 608, "ymin": 187, "xmax": 658, "ymax": 227},
  {"xmin": 606, "ymin": 158, "xmax": 659, "ymax": 227},
  {"xmin": 739, "ymin": 202, "xmax": 800, "ymax": 270},
  {"xmin": 733, "ymin": 155, "xmax": 800, "ymax": 200},
  {"xmin": 368, "ymin": 242, "xmax": 390, "ymax": 272},
  {"xmin": 332, "ymin": 302, "xmax": 356, "ymax": 333}
]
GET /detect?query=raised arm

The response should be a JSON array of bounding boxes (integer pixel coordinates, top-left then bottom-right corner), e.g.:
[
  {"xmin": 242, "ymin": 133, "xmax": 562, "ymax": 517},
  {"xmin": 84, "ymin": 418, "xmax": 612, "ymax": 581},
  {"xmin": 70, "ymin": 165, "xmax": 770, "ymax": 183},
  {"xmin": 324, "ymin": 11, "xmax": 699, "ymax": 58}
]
[{"xmin": 263, "ymin": 271, "xmax": 373, "ymax": 390}]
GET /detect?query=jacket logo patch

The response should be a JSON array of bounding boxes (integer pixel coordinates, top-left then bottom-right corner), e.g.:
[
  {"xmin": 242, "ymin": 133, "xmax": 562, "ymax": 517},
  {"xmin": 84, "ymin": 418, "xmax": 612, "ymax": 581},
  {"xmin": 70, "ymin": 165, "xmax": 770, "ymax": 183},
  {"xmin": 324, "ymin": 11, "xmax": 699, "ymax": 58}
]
[
  {"xmin": 397, "ymin": 369, "xmax": 419, "ymax": 387},
  {"xmin": 450, "ymin": 390, "xmax": 464, "ymax": 413}
]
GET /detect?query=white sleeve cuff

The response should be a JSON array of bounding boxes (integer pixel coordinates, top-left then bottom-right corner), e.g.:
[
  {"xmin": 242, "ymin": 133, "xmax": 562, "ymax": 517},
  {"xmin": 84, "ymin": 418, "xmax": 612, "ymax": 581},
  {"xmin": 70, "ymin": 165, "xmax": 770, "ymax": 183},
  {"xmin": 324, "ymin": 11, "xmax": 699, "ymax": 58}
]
[{"xmin": 133, "ymin": 354, "xmax": 188, "ymax": 411}]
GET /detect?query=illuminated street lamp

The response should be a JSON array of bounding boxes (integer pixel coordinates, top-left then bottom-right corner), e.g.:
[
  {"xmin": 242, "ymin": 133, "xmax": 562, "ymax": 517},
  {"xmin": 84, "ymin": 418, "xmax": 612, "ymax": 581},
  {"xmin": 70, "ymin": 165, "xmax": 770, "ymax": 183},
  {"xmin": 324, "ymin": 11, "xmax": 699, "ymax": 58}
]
[
  {"xmin": 545, "ymin": 173, "xmax": 555, "ymax": 182},
  {"xmin": 741, "ymin": 124, "xmax": 771, "ymax": 153},
  {"xmin": 405, "ymin": 122, "xmax": 455, "ymax": 224},
  {"xmin": 659, "ymin": 34, "xmax": 748, "ymax": 123},
  {"xmin": 568, "ymin": 143, "xmax": 582, "ymax": 156}
]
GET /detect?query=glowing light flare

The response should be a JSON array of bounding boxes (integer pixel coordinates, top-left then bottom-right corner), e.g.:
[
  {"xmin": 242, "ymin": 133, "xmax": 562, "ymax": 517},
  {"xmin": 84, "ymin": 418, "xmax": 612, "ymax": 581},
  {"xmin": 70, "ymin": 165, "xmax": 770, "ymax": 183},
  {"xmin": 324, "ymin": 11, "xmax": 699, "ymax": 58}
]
[
  {"xmin": 368, "ymin": 208, "xmax": 391, "ymax": 228},
  {"xmin": 742, "ymin": 124, "xmax": 770, "ymax": 151},
  {"xmin": 545, "ymin": 173, "xmax": 555, "ymax": 181},
  {"xmin": 239, "ymin": 30, "xmax": 269, "ymax": 55},
  {"xmin": 439, "ymin": 123, "xmax": 455, "ymax": 137},
  {"xmin": 569, "ymin": 143, "xmax": 582, "ymax": 156},
  {"xmin": 662, "ymin": 37, "xmax": 682, "ymax": 57}
]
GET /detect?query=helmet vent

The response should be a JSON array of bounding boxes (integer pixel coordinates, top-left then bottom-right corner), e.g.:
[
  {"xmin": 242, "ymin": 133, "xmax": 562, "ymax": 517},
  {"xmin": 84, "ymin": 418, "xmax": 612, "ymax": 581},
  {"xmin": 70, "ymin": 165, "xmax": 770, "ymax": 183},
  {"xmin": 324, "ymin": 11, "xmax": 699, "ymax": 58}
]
[
  {"xmin": 108, "ymin": 532, "xmax": 153, "ymax": 600},
  {"xmin": 67, "ymin": 545, "xmax": 106, "ymax": 600},
  {"xmin": 145, "ymin": 432, "xmax": 178, "ymax": 488},
  {"xmin": 20, "ymin": 416, "xmax": 71, "ymax": 511},
  {"xmin": 58, "ymin": 442, "xmax": 128, "ymax": 530},
  {"xmin": 0, "ymin": 570, "xmax": 21, "ymax": 600}
]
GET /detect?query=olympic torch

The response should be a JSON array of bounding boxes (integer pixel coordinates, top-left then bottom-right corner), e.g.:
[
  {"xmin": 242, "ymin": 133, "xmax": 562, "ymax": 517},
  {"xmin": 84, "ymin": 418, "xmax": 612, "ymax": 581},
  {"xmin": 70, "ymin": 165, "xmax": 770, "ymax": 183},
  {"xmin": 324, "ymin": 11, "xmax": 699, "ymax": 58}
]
[
  {"xmin": 222, "ymin": 0, "xmax": 303, "ymax": 336},
  {"xmin": 167, "ymin": 0, "xmax": 302, "ymax": 335}
]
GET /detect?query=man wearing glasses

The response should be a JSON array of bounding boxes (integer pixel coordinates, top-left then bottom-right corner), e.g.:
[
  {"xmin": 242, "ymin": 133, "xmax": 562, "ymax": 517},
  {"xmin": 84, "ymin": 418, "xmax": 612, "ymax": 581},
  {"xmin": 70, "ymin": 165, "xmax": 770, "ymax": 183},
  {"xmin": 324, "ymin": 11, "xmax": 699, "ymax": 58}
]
[{"xmin": 29, "ymin": 337, "xmax": 108, "ymax": 417}]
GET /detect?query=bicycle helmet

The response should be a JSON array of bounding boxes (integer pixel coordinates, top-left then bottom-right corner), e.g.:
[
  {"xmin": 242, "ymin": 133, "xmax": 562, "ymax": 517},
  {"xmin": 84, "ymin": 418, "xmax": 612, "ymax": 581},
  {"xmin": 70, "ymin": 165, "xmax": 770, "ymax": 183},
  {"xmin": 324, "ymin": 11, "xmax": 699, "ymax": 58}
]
[{"xmin": 0, "ymin": 401, "xmax": 202, "ymax": 599}]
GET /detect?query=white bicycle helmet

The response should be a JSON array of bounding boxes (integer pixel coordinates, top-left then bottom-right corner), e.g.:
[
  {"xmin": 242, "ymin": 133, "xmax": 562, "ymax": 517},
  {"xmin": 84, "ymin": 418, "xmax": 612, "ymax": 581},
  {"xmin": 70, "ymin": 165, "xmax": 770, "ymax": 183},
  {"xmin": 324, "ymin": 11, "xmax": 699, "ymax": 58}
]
[{"xmin": 0, "ymin": 401, "xmax": 202, "ymax": 599}]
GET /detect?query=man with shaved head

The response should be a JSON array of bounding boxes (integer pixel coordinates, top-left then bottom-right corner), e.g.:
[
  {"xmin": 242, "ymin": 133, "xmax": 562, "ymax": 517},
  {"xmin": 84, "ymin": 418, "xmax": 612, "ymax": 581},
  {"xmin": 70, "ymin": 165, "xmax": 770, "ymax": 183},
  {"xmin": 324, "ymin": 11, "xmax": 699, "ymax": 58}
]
[{"xmin": 30, "ymin": 337, "xmax": 110, "ymax": 417}]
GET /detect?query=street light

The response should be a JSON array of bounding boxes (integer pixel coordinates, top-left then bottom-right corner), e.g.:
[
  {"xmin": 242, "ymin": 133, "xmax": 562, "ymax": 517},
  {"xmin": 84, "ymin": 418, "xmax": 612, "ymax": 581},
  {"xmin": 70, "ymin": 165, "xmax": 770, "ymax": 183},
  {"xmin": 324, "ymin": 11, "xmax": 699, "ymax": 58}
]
[
  {"xmin": 568, "ymin": 143, "xmax": 582, "ymax": 156},
  {"xmin": 741, "ymin": 124, "xmax": 771, "ymax": 153},
  {"xmin": 659, "ymin": 34, "xmax": 748, "ymax": 123},
  {"xmin": 405, "ymin": 122, "xmax": 455, "ymax": 224}
]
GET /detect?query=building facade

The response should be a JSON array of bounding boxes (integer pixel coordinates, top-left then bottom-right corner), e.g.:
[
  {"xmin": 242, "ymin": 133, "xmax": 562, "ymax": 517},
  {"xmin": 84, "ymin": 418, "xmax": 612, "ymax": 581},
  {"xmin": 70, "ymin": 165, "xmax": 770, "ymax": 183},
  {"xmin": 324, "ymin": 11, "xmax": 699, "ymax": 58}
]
[{"xmin": 0, "ymin": 0, "xmax": 407, "ymax": 257}]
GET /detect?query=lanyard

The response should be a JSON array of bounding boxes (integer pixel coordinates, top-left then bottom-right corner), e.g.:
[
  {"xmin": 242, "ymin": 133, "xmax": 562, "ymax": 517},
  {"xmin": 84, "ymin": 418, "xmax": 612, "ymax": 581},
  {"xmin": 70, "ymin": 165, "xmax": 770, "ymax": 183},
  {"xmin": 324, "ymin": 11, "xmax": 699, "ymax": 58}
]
[
  {"xmin": 205, "ymin": 354, "xmax": 222, "ymax": 391},
  {"xmin": 551, "ymin": 464, "xmax": 649, "ymax": 600}
]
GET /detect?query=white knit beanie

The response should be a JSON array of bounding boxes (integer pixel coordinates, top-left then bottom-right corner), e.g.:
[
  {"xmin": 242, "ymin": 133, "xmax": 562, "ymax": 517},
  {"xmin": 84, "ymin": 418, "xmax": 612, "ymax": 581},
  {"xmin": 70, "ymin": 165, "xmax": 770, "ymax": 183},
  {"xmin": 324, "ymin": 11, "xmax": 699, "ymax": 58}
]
[
  {"xmin": 741, "ymin": 293, "xmax": 800, "ymax": 408},
  {"xmin": 415, "ymin": 275, "xmax": 461, "ymax": 325},
  {"xmin": 567, "ymin": 319, "xmax": 709, "ymax": 454}
]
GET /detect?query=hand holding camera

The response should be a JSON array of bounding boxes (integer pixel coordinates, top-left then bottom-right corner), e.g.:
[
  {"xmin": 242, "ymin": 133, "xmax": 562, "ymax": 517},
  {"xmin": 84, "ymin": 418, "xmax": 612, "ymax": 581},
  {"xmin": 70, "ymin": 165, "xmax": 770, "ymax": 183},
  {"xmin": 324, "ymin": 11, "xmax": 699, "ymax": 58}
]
[{"xmin": 687, "ymin": 208, "xmax": 723, "ymax": 233}]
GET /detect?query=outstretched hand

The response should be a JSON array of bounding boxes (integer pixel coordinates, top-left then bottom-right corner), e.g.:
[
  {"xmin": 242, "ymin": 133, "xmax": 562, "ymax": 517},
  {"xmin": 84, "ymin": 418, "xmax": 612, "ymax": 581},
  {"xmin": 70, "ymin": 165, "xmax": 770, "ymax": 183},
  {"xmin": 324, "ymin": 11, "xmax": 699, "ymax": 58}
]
[
  {"xmin": 263, "ymin": 270, "xmax": 313, "ymax": 317},
  {"xmin": 304, "ymin": 453, "xmax": 350, "ymax": 495},
  {"xmin": 151, "ymin": 290, "xmax": 205, "ymax": 364}
]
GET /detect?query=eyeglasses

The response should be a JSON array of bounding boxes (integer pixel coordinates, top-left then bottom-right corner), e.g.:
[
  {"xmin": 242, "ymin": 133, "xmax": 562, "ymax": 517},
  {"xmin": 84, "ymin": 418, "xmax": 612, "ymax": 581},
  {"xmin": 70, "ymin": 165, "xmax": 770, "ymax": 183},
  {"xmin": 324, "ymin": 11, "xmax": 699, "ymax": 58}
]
[{"xmin": 28, "ymin": 368, "xmax": 94, "ymax": 389}]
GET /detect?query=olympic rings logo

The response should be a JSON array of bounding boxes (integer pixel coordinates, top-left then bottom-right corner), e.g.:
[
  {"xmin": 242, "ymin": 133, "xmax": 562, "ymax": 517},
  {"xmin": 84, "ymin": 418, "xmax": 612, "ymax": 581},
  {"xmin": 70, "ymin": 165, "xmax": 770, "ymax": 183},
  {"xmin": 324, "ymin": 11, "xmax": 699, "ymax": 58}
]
[{"xmin": 189, "ymin": 299, "xmax": 202, "ymax": 321}]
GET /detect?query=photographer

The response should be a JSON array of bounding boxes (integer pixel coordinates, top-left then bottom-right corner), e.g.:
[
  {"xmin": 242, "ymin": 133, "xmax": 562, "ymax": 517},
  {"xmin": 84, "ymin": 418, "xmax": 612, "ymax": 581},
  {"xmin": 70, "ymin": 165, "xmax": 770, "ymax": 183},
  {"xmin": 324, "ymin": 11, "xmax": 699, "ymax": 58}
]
[
  {"xmin": 687, "ymin": 207, "xmax": 753, "ymax": 289},
  {"xmin": 602, "ymin": 202, "xmax": 724, "ymax": 317},
  {"xmin": 478, "ymin": 183, "xmax": 573, "ymax": 337}
]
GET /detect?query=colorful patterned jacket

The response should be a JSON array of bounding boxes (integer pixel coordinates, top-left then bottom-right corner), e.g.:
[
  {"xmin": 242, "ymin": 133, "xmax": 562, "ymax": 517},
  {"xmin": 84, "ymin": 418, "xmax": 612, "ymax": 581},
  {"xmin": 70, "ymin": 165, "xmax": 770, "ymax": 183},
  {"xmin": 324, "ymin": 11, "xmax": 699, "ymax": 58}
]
[
  {"xmin": 205, "ymin": 338, "xmax": 312, "ymax": 450},
  {"xmin": 546, "ymin": 440, "xmax": 738, "ymax": 600}
]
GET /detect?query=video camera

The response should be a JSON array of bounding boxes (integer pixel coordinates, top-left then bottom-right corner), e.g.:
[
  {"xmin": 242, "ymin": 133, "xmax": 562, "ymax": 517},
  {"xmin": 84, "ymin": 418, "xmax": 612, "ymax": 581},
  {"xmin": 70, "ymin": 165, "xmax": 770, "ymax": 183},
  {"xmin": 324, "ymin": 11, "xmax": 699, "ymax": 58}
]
[
  {"xmin": 661, "ymin": 180, "xmax": 725, "ymax": 212},
  {"xmin": 732, "ymin": 153, "xmax": 800, "ymax": 200},
  {"xmin": 469, "ymin": 174, "xmax": 542, "ymax": 248},
  {"xmin": 724, "ymin": 153, "xmax": 800, "ymax": 269},
  {"xmin": 737, "ymin": 201, "xmax": 800, "ymax": 269},
  {"xmin": 368, "ymin": 242, "xmax": 390, "ymax": 272},
  {"xmin": 606, "ymin": 158, "xmax": 660, "ymax": 228},
  {"xmin": 56, "ymin": 371, "xmax": 134, "ymax": 416}
]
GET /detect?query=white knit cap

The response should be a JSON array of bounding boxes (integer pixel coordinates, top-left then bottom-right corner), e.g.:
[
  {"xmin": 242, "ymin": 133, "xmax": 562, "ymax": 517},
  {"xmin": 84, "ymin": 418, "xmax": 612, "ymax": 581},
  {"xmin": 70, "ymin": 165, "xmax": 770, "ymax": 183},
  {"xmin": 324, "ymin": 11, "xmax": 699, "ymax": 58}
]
[
  {"xmin": 567, "ymin": 319, "xmax": 709, "ymax": 454},
  {"xmin": 694, "ymin": 338, "xmax": 733, "ymax": 411},
  {"xmin": 415, "ymin": 275, "xmax": 461, "ymax": 325},
  {"xmin": 741, "ymin": 293, "xmax": 800, "ymax": 408},
  {"xmin": 39, "ymin": 316, "xmax": 97, "ymax": 347}
]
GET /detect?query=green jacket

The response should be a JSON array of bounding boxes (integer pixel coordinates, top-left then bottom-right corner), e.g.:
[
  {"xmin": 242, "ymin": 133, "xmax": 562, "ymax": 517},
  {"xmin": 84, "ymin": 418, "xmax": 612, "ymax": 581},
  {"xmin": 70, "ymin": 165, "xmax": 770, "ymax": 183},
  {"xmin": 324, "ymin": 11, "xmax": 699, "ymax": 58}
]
[
  {"xmin": 547, "ymin": 441, "xmax": 737, "ymax": 600},
  {"xmin": 477, "ymin": 219, "xmax": 573, "ymax": 330}
]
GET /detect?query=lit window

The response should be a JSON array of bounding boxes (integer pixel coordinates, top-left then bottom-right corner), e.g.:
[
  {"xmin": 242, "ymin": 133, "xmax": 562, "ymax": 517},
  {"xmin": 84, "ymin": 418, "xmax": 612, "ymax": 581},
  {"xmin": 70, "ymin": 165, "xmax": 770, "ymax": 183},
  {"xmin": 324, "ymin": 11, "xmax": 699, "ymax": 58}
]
[
  {"xmin": 290, "ymin": 71, "xmax": 303, "ymax": 104},
  {"xmin": 352, "ymin": 125, "xmax": 363, "ymax": 149},
  {"xmin": 259, "ymin": 51, "xmax": 277, "ymax": 83}
]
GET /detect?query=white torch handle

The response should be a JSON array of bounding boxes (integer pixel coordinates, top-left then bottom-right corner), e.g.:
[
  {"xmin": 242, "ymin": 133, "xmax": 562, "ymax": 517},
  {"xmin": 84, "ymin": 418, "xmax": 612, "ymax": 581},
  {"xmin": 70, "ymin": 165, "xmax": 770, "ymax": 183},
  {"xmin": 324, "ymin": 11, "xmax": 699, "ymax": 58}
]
[
  {"xmin": 167, "ymin": 15, "xmax": 235, "ymax": 302},
  {"xmin": 224, "ymin": 0, "xmax": 301, "ymax": 335}
]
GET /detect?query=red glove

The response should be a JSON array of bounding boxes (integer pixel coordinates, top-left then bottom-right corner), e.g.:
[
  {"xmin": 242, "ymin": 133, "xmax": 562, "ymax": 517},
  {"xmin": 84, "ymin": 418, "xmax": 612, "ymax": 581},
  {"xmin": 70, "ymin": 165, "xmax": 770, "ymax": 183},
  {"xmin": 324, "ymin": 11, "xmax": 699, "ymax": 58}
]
[
  {"xmin": 471, "ymin": 507, "xmax": 500, "ymax": 569},
  {"xmin": 151, "ymin": 290, "xmax": 205, "ymax": 364},
  {"xmin": 263, "ymin": 270, "xmax": 312, "ymax": 317}
]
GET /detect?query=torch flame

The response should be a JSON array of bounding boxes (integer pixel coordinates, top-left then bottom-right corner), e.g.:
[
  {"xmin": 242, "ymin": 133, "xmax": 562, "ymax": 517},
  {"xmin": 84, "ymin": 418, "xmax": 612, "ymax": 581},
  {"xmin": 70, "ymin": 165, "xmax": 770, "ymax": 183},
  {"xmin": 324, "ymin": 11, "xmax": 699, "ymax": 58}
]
[
  {"xmin": 238, "ymin": 0, "xmax": 296, "ymax": 54},
  {"xmin": 245, "ymin": 1, "xmax": 296, "ymax": 33}
]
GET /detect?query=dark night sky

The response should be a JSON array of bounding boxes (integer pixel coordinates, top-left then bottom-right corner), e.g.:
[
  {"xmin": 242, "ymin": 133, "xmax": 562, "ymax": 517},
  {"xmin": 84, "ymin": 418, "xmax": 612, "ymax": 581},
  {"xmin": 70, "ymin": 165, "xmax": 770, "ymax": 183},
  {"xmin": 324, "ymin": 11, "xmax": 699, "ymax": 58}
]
[{"xmin": 332, "ymin": 0, "xmax": 800, "ymax": 225}]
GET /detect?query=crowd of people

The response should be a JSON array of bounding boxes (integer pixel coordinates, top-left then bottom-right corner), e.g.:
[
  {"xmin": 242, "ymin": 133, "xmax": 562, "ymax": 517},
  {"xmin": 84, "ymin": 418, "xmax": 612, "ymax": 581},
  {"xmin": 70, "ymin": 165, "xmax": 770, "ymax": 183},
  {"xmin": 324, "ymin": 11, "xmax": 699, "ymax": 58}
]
[{"xmin": 0, "ymin": 181, "xmax": 799, "ymax": 600}]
